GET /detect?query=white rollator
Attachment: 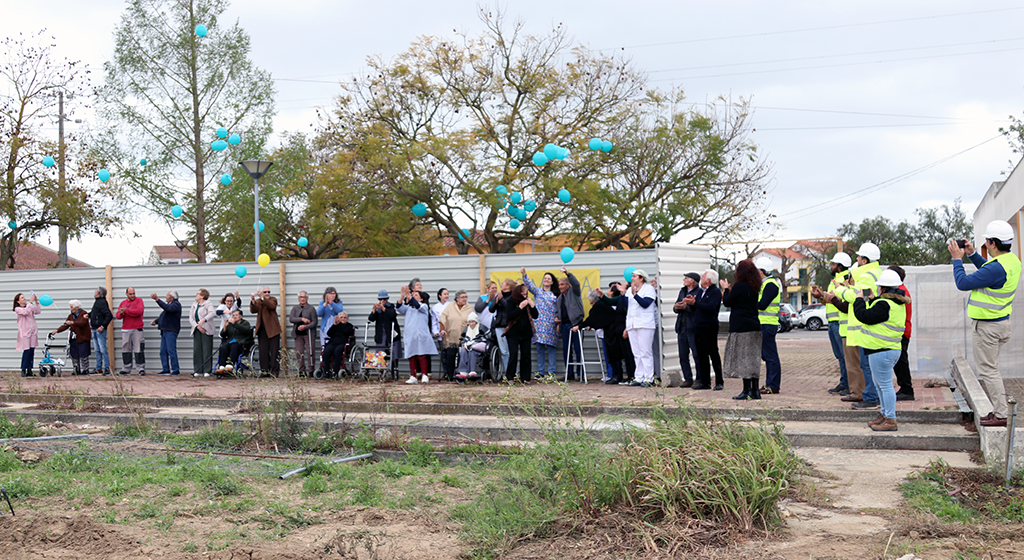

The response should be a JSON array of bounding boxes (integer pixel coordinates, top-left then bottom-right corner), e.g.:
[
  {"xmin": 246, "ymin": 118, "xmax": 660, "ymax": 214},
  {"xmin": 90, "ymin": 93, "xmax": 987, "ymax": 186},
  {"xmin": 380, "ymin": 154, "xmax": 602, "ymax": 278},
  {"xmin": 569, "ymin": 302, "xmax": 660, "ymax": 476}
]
[{"xmin": 564, "ymin": 327, "xmax": 606, "ymax": 384}]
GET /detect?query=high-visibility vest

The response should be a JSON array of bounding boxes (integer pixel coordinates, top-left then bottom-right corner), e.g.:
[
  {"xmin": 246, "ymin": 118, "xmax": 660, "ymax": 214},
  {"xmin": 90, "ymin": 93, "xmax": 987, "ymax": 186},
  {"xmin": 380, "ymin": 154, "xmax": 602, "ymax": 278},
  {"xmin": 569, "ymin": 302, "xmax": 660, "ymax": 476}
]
[
  {"xmin": 859, "ymin": 297, "xmax": 906, "ymax": 351},
  {"xmin": 758, "ymin": 277, "xmax": 781, "ymax": 325},
  {"xmin": 967, "ymin": 252, "xmax": 1021, "ymax": 321},
  {"xmin": 826, "ymin": 270, "xmax": 851, "ymax": 332},
  {"xmin": 839, "ymin": 261, "xmax": 880, "ymax": 346}
]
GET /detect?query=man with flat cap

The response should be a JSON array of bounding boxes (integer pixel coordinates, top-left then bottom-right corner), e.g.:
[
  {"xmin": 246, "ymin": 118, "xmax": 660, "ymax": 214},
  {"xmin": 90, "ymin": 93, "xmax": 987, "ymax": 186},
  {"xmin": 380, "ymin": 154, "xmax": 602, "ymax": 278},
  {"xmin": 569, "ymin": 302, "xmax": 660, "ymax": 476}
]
[{"xmin": 673, "ymin": 272, "xmax": 701, "ymax": 387}]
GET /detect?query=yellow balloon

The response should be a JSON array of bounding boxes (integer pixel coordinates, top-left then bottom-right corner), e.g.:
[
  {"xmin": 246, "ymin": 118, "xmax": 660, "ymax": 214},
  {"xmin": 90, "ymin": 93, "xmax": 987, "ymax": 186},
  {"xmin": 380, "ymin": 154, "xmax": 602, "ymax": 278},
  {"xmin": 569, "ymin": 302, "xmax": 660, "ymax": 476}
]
[{"xmin": 257, "ymin": 253, "xmax": 270, "ymax": 267}]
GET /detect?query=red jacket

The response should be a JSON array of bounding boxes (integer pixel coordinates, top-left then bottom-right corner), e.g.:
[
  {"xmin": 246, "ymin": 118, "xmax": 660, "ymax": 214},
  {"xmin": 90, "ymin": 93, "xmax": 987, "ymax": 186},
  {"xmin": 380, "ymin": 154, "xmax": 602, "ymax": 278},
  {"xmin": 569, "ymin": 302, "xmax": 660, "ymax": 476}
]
[
  {"xmin": 116, "ymin": 297, "xmax": 145, "ymax": 330},
  {"xmin": 898, "ymin": 283, "xmax": 912, "ymax": 339}
]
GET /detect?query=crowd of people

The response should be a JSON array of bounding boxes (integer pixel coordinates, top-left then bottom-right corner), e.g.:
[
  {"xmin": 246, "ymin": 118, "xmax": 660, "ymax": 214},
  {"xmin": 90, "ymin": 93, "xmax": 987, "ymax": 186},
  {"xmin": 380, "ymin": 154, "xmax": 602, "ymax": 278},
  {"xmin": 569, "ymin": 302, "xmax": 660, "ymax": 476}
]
[{"xmin": 11, "ymin": 223, "xmax": 1019, "ymax": 433}]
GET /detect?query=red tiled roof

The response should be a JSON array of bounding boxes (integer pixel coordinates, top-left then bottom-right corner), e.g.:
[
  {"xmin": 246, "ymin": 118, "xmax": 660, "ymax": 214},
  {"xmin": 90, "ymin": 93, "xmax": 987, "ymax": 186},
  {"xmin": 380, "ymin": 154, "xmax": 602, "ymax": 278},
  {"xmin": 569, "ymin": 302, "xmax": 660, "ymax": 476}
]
[
  {"xmin": 152, "ymin": 245, "xmax": 198, "ymax": 260},
  {"xmin": 7, "ymin": 241, "xmax": 90, "ymax": 269},
  {"xmin": 796, "ymin": 239, "xmax": 839, "ymax": 254},
  {"xmin": 758, "ymin": 247, "xmax": 808, "ymax": 260}
]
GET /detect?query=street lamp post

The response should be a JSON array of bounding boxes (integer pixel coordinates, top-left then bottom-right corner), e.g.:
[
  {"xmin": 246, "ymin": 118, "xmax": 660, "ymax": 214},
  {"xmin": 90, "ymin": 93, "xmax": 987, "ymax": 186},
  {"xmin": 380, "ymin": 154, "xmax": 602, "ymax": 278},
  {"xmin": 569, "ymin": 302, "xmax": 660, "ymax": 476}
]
[{"xmin": 238, "ymin": 160, "xmax": 273, "ymax": 261}]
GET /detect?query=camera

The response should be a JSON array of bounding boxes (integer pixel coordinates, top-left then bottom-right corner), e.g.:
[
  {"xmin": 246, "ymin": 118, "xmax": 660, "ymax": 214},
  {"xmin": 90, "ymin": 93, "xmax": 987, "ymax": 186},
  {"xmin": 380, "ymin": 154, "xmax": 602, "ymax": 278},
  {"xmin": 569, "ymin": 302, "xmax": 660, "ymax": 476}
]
[{"xmin": 956, "ymin": 239, "xmax": 967, "ymax": 249}]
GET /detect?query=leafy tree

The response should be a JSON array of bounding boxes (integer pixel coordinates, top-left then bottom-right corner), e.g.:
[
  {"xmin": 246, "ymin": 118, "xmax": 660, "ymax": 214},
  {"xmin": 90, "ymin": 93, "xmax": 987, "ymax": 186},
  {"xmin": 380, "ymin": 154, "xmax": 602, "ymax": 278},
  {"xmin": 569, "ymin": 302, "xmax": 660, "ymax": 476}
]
[
  {"xmin": 0, "ymin": 32, "xmax": 122, "ymax": 270},
  {"xmin": 93, "ymin": 0, "xmax": 275, "ymax": 262},
  {"xmin": 836, "ymin": 200, "xmax": 972, "ymax": 267},
  {"xmin": 205, "ymin": 133, "xmax": 442, "ymax": 260},
  {"xmin": 913, "ymin": 198, "xmax": 972, "ymax": 263},
  {"xmin": 319, "ymin": 9, "xmax": 770, "ymax": 254}
]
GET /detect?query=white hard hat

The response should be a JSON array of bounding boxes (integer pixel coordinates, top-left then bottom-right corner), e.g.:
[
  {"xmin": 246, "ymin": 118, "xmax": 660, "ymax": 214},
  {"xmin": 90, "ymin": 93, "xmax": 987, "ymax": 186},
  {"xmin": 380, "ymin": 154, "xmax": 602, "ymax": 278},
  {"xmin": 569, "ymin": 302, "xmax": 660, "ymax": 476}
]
[
  {"xmin": 984, "ymin": 220, "xmax": 1014, "ymax": 242},
  {"xmin": 754, "ymin": 256, "xmax": 773, "ymax": 272},
  {"xmin": 857, "ymin": 242, "xmax": 881, "ymax": 262},
  {"xmin": 830, "ymin": 252, "xmax": 852, "ymax": 268},
  {"xmin": 876, "ymin": 269, "xmax": 902, "ymax": 288}
]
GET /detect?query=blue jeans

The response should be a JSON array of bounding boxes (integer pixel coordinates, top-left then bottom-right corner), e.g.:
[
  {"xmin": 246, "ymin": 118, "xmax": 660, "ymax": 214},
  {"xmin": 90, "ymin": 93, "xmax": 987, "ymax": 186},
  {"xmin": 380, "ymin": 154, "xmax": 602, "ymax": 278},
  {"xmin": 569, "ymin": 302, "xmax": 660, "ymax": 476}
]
[
  {"xmin": 495, "ymin": 327, "xmax": 509, "ymax": 369},
  {"xmin": 677, "ymin": 328, "xmax": 697, "ymax": 383},
  {"xmin": 761, "ymin": 324, "xmax": 781, "ymax": 390},
  {"xmin": 561, "ymin": 326, "xmax": 583, "ymax": 378},
  {"xmin": 867, "ymin": 349, "xmax": 899, "ymax": 419},
  {"xmin": 536, "ymin": 343, "xmax": 557, "ymax": 376},
  {"xmin": 92, "ymin": 328, "xmax": 109, "ymax": 371},
  {"xmin": 828, "ymin": 322, "xmax": 847, "ymax": 388},
  {"xmin": 160, "ymin": 331, "xmax": 180, "ymax": 373},
  {"xmin": 860, "ymin": 347, "xmax": 878, "ymax": 403}
]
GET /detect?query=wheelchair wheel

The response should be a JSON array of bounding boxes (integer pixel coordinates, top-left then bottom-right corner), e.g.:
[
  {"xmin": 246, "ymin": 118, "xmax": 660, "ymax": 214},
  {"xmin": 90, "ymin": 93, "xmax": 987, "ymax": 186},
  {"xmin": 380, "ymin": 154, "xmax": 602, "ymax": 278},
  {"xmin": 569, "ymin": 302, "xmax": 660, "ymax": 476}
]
[
  {"xmin": 488, "ymin": 345, "xmax": 505, "ymax": 383},
  {"xmin": 347, "ymin": 342, "xmax": 365, "ymax": 380},
  {"xmin": 248, "ymin": 343, "xmax": 260, "ymax": 376}
]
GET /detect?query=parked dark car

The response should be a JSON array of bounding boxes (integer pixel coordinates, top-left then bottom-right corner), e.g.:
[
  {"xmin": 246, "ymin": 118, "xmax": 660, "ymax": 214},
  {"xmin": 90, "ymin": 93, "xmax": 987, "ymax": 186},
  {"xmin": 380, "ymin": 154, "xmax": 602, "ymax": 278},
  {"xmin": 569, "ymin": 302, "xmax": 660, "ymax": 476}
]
[{"xmin": 779, "ymin": 303, "xmax": 795, "ymax": 333}]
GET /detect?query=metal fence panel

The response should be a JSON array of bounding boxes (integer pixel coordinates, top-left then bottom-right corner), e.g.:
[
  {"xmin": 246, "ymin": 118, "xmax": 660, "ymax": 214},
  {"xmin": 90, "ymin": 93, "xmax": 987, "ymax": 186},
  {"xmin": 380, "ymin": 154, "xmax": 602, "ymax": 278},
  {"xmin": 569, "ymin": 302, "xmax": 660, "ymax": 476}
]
[{"xmin": 656, "ymin": 243, "xmax": 713, "ymax": 384}]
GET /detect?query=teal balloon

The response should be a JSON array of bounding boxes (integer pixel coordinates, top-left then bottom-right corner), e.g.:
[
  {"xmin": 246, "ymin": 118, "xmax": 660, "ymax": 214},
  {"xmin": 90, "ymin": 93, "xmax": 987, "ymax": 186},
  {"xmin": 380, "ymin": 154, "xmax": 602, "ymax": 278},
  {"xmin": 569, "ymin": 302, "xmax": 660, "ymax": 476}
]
[
  {"xmin": 235, "ymin": 265, "xmax": 247, "ymax": 279},
  {"xmin": 39, "ymin": 295, "xmax": 53, "ymax": 307},
  {"xmin": 297, "ymin": 237, "xmax": 308, "ymax": 248},
  {"xmin": 216, "ymin": 127, "xmax": 228, "ymax": 139},
  {"xmin": 511, "ymin": 192, "xmax": 522, "ymax": 204},
  {"xmin": 509, "ymin": 218, "xmax": 520, "ymax": 229},
  {"xmin": 560, "ymin": 247, "xmax": 575, "ymax": 263},
  {"xmin": 496, "ymin": 184, "xmax": 507, "ymax": 194},
  {"xmin": 411, "ymin": 203, "xmax": 427, "ymax": 217},
  {"xmin": 543, "ymin": 143, "xmax": 559, "ymax": 160},
  {"xmin": 7, "ymin": 220, "xmax": 16, "ymax": 230},
  {"xmin": 220, "ymin": 173, "xmax": 232, "ymax": 185},
  {"xmin": 601, "ymin": 140, "xmax": 613, "ymax": 153},
  {"xmin": 532, "ymin": 152, "xmax": 548, "ymax": 166},
  {"xmin": 171, "ymin": 204, "xmax": 183, "ymax": 218},
  {"xmin": 195, "ymin": 24, "xmax": 208, "ymax": 37},
  {"xmin": 98, "ymin": 169, "xmax": 110, "ymax": 182},
  {"xmin": 516, "ymin": 207, "xmax": 527, "ymax": 220},
  {"xmin": 228, "ymin": 133, "xmax": 241, "ymax": 145},
  {"xmin": 524, "ymin": 200, "xmax": 536, "ymax": 212},
  {"xmin": 461, "ymin": 228, "xmax": 471, "ymax": 240},
  {"xmin": 624, "ymin": 266, "xmax": 637, "ymax": 282},
  {"xmin": 211, "ymin": 140, "xmax": 228, "ymax": 151},
  {"xmin": 139, "ymin": 158, "xmax": 147, "ymax": 166},
  {"xmin": 43, "ymin": 156, "xmax": 55, "ymax": 168},
  {"xmin": 558, "ymin": 189, "xmax": 571, "ymax": 203},
  {"xmin": 254, "ymin": 221, "xmax": 265, "ymax": 232},
  {"xmin": 507, "ymin": 206, "xmax": 517, "ymax": 217},
  {"xmin": 589, "ymin": 137, "xmax": 602, "ymax": 151},
  {"xmin": 555, "ymin": 146, "xmax": 569, "ymax": 160}
]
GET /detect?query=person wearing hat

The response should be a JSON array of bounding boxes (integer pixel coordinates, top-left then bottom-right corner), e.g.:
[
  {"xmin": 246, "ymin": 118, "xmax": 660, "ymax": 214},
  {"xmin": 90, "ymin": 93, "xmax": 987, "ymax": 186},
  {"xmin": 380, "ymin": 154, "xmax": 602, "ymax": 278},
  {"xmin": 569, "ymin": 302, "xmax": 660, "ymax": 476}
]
[
  {"xmin": 455, "ymin": 311, "xmax": 489, "ymax": 381},
  {"xmin": 836, "ymin": 242, "xmax": 882, "ymax": 410},
  {"xmin": 812, "ymin": 252, "xmax": 853, "ymax": 395},
  {"xmin": 369, "ymin": 288, "xmax": 402, "ymax": 377},
  {"xmin": 753, "ymin": 256, "xmax": 783, "ymax": 394},
  {"xmin": 89, "ymin": 286, "xmax": 113, "ymax": 375},
  {"xmin": 950, "ymin": 220, "xmax": 1021, "ymax": 427},
  {"xmin": 623, "ymin": 268, "xmax": 659, "ymax": 387},
  {"xmin": 852, "ymin": 268, "xmax": 909, "ymax": 431},
  {"xmin": 673, "ymin": 272, "xmax": 702, "ymax": 387}
]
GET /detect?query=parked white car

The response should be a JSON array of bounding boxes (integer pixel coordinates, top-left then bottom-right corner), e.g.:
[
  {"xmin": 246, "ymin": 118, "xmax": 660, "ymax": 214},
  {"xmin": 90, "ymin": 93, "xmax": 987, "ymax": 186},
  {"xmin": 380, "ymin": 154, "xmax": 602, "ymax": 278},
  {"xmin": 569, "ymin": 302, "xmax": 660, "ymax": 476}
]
[{"xmin": 796, "ymin": 303, "xmax": 827, "ymax": 331}]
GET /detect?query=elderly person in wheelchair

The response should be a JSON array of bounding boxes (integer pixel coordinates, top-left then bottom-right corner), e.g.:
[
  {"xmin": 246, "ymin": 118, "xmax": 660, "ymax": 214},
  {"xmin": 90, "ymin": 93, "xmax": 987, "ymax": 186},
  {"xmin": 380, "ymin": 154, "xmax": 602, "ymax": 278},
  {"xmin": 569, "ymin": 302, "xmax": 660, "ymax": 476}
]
[
  {"xmin": 454, "ymin": 312, "xmax": 489, "ymax": 382},
  {"xmin": 215, "ymin": 310, "xmax": 252, "ymax": 376}
]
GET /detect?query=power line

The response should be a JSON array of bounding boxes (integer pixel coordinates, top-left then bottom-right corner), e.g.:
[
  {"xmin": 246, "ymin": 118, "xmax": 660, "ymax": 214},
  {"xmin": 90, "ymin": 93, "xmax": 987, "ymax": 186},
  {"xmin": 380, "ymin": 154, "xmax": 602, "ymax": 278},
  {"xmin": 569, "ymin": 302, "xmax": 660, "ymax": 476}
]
[
  {"xmin": 777, "ymin": 135, "xmax": 1002, "ymax": 220},
  {"xmin": 596, "ymin": 7, "xmax": 1024, "ymax": 51}
]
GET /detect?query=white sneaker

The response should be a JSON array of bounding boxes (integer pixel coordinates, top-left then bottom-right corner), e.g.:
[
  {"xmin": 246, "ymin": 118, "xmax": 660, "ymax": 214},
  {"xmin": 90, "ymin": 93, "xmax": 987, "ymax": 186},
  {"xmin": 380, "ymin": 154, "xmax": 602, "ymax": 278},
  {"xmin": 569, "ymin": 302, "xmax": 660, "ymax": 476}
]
[
  {"xmin": 203, "ymin": 373, "xmax": 210, "ymax": 377},
  {"xmin": 469, "ymin": 371, "xmax": 477, "ymax": 377},
  {"xmin": 421, "ymin": 375, "xmax": 429, "ymax": 384},
  {"xmin": 192, "ymin": 373, "xmax": 200, "ymax": 378},
  {"xmin": 406, "ymin": 376, "xmax": 418, "ymax": 384}
]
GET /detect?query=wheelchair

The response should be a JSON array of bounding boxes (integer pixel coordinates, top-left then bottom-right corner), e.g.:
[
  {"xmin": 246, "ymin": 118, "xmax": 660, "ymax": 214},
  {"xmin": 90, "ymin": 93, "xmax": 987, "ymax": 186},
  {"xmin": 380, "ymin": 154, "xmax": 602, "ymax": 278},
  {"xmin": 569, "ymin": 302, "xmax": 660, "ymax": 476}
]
[
  {"xmin": 452, "ymin": 330, "xmax": 505, "ymax": 383},
  {"xmin": 213, "ymin": 334, "xmax": 259, "ymax": 378},
  {"xmin": 312, "ymin": 333, "xmax": 356, "ymax": 380}
]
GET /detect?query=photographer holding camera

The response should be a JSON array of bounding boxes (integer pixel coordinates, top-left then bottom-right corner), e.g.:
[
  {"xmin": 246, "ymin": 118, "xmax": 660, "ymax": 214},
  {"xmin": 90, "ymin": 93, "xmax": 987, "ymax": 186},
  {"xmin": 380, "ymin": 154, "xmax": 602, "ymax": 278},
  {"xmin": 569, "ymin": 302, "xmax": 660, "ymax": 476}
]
[{"xmin": 949, "ymin": 220, "xmax": 1020, "ymax": 427}]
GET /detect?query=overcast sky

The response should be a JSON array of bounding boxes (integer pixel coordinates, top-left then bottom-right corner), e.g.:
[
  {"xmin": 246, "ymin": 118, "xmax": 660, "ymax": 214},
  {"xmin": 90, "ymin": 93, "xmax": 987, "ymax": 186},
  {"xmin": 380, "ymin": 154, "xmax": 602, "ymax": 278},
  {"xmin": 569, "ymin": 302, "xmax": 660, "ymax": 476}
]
[{"xmin": 4, "ymin": 0, "xmax": 1022, "ymax": 266}]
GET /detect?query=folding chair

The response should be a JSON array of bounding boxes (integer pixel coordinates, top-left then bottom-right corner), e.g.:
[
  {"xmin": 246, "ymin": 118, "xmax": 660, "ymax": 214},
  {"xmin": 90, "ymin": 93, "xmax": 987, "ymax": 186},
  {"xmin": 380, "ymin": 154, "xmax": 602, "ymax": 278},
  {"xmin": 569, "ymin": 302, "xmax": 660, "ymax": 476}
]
[{"xmin": 564, "ymin": 328, "xmax": 606, "ymax": 384}]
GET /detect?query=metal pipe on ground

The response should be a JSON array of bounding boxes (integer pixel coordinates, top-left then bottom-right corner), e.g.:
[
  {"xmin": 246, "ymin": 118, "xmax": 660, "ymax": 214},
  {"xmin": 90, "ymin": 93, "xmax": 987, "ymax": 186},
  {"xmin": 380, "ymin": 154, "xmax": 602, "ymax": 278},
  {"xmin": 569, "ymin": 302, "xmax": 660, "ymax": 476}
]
[
  {"xmin": 279, "ymin": 452, "xmax": 374, "ymax": 479},
  {"xmin": 1006, "ymin": 397, "xmax": 1018, "ymax": 489}
]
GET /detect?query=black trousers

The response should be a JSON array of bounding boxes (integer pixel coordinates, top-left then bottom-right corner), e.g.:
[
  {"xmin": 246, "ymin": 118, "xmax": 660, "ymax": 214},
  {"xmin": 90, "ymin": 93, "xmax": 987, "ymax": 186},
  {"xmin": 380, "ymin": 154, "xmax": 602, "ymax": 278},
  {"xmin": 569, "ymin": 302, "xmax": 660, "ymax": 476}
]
[
  {"xmin": 258, "ymin": 328, "xmax": 281, "ymax": 375},
  {"xmin": 324, "ymin": 341, "xmax": 347, "ymax": 375},
  {"xmin": 218, "ymin": 342, "xmax": 242, "ymax": 367},
  {"xmin": 893, "ymin": 336, "xmax": 913, "ymax": 395},
  {"xmin": 695, "ymin": 325, "xmax": 723, "ymax": 386},
  {"xmin": 506, "ymin": 335, "xmax": 533, "ymax": 382}
]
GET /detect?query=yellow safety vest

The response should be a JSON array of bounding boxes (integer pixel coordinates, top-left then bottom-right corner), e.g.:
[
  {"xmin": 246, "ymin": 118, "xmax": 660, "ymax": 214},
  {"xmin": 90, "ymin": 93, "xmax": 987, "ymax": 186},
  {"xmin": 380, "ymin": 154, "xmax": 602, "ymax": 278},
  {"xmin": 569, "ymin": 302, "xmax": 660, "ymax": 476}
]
[
  {"xmin": 967, "ymin": 252, "xmax": 1021, "ymax": 321},
  {"xmin": 826, "ymin": 270, "xmax": 851, "ymax": 335},
  {"xmin": 859, "ymin": 297, "xmax": 906, "ymax": 351},
  {"xmin": 838, "ymin": 261, "xmax": 880, "ymax": 346},
  {"xmin": 758, "ymin": 277, "xmax": 782, "ymax": 326}
]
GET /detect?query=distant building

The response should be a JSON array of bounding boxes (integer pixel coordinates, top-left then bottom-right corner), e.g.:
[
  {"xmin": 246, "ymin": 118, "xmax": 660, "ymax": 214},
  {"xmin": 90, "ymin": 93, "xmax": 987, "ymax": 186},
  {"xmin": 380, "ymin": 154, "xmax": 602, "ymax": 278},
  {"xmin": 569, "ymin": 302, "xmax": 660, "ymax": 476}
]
[
  {"xmin": 148, "ymin": 244, "xmax": 198, "ymax": 265},
  {"xmin": 4, "ymin": 241, "xmax": 91, "ymax": 270},
  {"xmin": 750, "ymin": 238, "xmax": 844, "ymax": 310},
  {"xmin": 974, "ymin": 156, "xmax": 1024, "ymax": 259}
]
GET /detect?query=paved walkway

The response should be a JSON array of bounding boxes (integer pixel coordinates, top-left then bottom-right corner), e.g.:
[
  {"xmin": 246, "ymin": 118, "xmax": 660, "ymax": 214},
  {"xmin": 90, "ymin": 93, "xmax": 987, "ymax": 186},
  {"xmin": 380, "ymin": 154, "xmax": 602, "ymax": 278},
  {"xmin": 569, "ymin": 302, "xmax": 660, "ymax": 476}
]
[{"xmin": 1, "ymin": 331, "xmax": 957, "ymax": 414}]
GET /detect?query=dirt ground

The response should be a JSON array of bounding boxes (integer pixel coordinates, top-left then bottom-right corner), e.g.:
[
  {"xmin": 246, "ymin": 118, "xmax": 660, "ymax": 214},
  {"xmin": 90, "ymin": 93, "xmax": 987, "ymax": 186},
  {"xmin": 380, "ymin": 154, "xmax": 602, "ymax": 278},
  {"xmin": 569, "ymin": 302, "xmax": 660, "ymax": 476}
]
[{"xmin": 2, "ymin": 447, "xmax": 1021, "ymax": 560}]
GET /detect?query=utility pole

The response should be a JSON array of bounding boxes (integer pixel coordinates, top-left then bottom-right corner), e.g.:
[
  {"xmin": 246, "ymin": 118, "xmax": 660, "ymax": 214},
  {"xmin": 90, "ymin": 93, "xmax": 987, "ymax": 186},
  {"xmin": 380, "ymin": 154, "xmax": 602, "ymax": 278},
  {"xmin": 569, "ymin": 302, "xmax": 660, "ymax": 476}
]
[{"xmin": 57, "ymin": 91, "xmax": 67, "ymax": 268}]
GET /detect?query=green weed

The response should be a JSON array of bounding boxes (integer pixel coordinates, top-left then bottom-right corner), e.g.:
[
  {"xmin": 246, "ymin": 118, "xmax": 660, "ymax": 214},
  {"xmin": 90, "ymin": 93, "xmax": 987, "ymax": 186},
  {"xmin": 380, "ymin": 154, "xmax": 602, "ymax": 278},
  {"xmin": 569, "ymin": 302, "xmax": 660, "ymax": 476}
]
[{"xmin": 0, "ymin": 415, "xmax": 42, "ymax": 438}]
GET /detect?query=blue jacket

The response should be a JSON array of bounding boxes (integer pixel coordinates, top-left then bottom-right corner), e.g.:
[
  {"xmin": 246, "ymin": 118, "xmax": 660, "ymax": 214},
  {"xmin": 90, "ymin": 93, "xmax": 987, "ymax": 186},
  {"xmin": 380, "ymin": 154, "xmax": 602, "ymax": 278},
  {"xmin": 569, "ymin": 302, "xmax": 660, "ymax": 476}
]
[{"xmin": 155, "ymin": 298, "xmax": 182, "ymax": 334}]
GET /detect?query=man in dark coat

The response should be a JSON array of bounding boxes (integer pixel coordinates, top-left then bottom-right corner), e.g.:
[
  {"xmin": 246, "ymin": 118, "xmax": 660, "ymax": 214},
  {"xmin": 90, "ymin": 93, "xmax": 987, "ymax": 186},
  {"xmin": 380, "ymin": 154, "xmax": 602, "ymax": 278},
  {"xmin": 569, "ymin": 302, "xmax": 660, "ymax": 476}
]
[
  {"xmin": 692, "ymin": 270, "xmax": 724, "ymax": 390},
  {"xmin": 672, "ymin": 272, "xmax": 701, "ymax": 387}
]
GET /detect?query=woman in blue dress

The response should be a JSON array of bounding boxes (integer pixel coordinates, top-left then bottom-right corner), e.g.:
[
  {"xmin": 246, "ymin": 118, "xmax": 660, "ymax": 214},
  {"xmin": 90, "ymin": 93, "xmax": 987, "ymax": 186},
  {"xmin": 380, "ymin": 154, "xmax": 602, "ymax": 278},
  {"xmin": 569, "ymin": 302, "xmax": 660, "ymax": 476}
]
[
  {"xmin": 521, "ymin": 268, "xmax": 560, "ymax": 378},
  {"xmin": 397, "ymin": 285, "xmax": 438, "ymax": 384},
  {"xmin": 317, "ymin": 287, "xmax": 344, "ymax": 346}
]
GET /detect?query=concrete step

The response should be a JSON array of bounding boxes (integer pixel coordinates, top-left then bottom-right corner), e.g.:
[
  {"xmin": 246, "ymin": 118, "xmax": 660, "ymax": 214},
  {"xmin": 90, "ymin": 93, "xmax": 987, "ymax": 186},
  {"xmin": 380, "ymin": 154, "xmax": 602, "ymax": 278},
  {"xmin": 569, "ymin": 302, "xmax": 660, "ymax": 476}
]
[{"xmin": 1, "ymin": 404, "xmax": 979, "ymax": 452}]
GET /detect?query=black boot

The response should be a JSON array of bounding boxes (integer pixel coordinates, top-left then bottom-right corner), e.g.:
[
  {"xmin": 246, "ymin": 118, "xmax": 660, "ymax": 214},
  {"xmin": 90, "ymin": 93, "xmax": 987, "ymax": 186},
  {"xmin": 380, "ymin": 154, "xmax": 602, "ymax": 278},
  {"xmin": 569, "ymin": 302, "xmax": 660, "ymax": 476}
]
[
  {"xmin": 21, "ymin": 369, "xmax": 27, "ymax": 378},
  {"xmin": 733, "ymin": 378, "xmax": 751, "ymax": 400},
  {"xmin": 749, "ymin": 377, "xmax": 762, "ymax": 400}
]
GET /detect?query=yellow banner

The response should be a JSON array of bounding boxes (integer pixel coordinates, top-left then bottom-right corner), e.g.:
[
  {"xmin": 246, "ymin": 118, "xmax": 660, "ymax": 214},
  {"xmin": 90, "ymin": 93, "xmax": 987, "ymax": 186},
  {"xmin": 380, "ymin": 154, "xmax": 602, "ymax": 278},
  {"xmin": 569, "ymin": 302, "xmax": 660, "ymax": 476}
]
[{"xmin": 489, "ymin": 268, "xmax": 601, "ymax": 316}]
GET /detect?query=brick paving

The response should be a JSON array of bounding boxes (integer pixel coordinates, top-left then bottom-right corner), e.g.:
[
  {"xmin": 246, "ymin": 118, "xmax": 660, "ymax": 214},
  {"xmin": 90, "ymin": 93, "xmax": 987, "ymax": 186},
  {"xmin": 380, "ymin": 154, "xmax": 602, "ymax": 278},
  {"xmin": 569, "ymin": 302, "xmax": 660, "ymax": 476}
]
[{"xmin": 0, "ymin": 331, "xmax": 957, "ymax": 413}]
